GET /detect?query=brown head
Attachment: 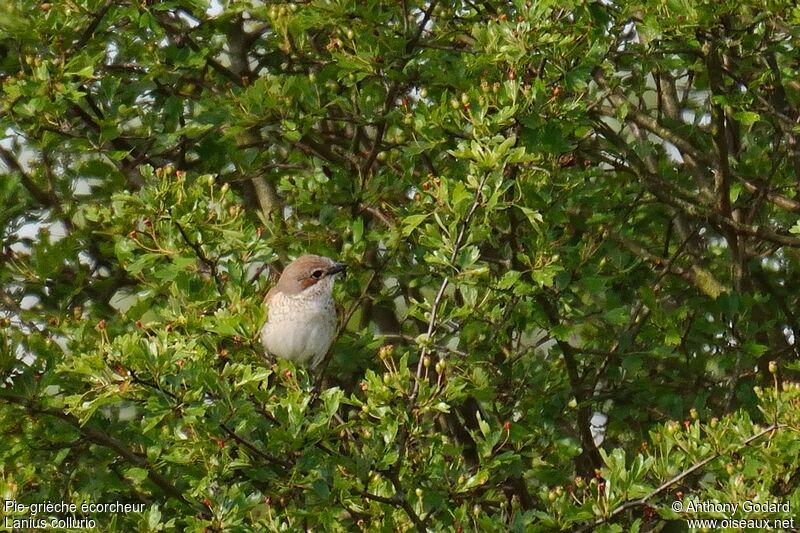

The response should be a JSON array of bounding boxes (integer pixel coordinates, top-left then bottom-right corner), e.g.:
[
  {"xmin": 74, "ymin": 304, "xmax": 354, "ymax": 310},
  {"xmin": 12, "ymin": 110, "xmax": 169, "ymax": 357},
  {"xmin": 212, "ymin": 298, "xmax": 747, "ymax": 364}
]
[{"xmin": 265, "ymin": 254, "xmax": 346, "ymax": 303}]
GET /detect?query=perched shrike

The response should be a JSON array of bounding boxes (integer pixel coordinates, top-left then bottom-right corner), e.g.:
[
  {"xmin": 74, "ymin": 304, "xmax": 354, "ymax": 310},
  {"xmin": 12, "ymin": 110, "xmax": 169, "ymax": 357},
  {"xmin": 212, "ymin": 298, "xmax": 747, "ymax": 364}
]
[{"xmin": 260, "ymin": 254, "xmax": 346, "ymax": 368}]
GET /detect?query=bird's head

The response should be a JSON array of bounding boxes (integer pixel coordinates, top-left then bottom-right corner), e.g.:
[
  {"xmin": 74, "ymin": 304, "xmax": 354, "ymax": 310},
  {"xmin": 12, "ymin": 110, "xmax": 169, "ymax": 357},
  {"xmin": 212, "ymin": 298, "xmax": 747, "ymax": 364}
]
[{"xmin": 269, "ymin": 254, "xmax": 346, "ymax": 301}]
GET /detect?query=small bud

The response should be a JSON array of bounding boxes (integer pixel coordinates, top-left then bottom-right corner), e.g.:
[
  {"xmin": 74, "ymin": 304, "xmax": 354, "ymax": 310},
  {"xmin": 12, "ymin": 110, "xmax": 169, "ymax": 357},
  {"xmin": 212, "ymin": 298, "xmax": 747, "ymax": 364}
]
[
  {"xmin": 423, "ymin": 356, "xmax": 431, "ymax": 368},
  {"xmin": 379, "ymin": 344, "xmax": 395, "ymax": 359},
  {"xmin": 768, "ymin": 360, "xmax": 778, "ymax": 374},
  {"xmin": 689, "ymin": 407, "xmax": 698, "ymax": 420},
  {"xmin": 567, "ymin": 397, "xmax": 578, "ymax": 409},
  {"xmin": 710, "ymin": 417, "xmax": 718, "ymax": 428},
  {"xmin": 503, "ymin": 421, "xmax": 511, "ymax": 431},
  {"xmin": 96, "ymin": 319, "xmax": 106, "ymax": 331},
  {"xmin": 415, "ymin": 488, "xmax": 423, "ymax": 498}
]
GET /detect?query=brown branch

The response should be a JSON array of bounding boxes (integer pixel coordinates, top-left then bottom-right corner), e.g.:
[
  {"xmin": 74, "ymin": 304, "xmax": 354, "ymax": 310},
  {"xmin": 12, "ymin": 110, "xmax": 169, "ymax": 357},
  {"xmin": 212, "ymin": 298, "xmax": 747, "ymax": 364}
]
[
  {"xmin": 68, "ymin": 0, "xmax": 114, "ymax": 54},
  {"xmin": 606, "ymin": 230, "xmax": 729, "ymax": 299},
  {"xmin": 168, "ymin": 210, "xmax": 224, "ymax": 294},
  {"xmin": 591, "ymin": 226, "xmax": 699, "ymax": 392},
  {"xmin": 596, "ymin": 121, "xmax": 800, "ymax": 248},
  {"xmin": 358, "ymin": 203, "xmax": 396, "ymax": 228},
  {"xmin": 0, "ymin": 146, "xmax": 55, "ymax": 208},
  {"xmin": 152, "ymin": 12, "xmax": 244, "ymax": 87},
  {"xmin": 219, "ymin": 422, "xmax": 291, "ymax": 470},
  {"xmin": 704, "ymin": 39, "xmax": 745, "ymax": 291},
  {"xmin": 739, "ymin": 176, "xmax": 800, "ymax": 213},
  {"xmin": 536, "ymin": 294, "xmax": 602, "ymax": 474},
  {"xmin": 361, "ymin": 491, "xmax": 426, "ymax": 532}
]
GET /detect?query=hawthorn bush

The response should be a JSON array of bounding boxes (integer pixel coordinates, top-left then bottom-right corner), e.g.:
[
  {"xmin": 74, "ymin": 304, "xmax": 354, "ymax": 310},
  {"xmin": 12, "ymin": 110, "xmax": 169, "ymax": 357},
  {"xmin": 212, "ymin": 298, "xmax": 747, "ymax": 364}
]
[{"xmin": 2, "ymin": 0, "xmax": 800, "ymax": 531}]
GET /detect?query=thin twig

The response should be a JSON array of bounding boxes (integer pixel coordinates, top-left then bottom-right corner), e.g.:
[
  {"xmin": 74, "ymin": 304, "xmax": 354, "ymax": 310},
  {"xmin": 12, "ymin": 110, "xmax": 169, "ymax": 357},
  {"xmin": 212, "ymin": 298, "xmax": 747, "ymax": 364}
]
[
  {"xmin": 168, "ymin": 210, "xmax": 224, "ymax": 294},
  {"xmin": 409, "ymin": 171, "xmax": 489, "ymax": 404}
]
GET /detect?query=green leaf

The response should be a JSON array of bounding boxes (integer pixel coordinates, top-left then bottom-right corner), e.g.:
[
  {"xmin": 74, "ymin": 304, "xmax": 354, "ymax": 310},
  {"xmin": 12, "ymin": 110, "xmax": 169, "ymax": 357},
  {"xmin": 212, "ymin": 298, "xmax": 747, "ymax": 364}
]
[
  {"xmin": 402, "ymin": 213, "xmax": 430, "ymax": 236},
  {"xmin": 733, "ymin": 111, "xmax": 760, "ymax": 126}
]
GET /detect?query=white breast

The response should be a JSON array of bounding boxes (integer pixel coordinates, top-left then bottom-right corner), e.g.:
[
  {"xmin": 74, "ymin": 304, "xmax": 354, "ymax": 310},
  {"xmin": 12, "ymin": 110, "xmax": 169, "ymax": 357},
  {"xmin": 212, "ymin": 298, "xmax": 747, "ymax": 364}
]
[{"xmin": 261, "ymin": 291, "xmax": 336, "ymax": 368}]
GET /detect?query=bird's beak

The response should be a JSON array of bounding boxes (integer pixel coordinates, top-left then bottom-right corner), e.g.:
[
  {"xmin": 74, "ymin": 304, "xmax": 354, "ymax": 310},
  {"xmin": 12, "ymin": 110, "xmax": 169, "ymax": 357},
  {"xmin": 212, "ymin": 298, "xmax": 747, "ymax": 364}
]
[{"xmin": 328, "ymin": 262, "xmax": 347, "ymax": 276}]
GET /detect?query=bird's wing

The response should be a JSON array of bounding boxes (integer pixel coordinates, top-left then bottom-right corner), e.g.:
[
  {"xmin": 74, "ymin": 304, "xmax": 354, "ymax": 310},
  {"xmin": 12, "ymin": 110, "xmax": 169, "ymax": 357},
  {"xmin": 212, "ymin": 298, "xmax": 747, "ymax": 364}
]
[{"xmin": 264, "ymin": 285, "xmax": 278, "ymax": 306}]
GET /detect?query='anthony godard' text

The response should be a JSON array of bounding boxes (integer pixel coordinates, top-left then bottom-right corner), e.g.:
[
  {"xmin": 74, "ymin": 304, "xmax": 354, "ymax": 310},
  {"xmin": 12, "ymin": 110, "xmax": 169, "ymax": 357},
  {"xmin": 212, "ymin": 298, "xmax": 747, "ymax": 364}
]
[{"xmin": 685, "ymin": 500, "xmax": 790, "ymax": 514}]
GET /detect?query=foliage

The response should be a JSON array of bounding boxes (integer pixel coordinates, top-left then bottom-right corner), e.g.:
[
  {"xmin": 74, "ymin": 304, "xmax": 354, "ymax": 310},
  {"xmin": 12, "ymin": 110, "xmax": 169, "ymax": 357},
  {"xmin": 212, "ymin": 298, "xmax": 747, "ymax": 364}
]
[{"xmin": 2, "ymin": 0, "xmax": 800, "ymax": 531}]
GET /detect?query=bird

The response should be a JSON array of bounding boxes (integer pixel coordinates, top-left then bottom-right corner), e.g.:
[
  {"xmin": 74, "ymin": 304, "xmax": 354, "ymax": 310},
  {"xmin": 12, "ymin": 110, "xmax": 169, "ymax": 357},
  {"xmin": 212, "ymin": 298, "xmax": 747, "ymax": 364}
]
[{"xmin": 260, "ymin": 254, "xmax": 346, "ymax": 369}]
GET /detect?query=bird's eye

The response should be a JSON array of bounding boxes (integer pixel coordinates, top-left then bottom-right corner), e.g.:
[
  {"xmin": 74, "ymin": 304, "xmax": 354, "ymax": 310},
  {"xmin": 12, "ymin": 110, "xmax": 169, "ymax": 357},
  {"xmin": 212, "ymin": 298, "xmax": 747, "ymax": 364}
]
[{"xmin": 311, "ymin": 269, "xmax": 323, "ymax": 279}]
